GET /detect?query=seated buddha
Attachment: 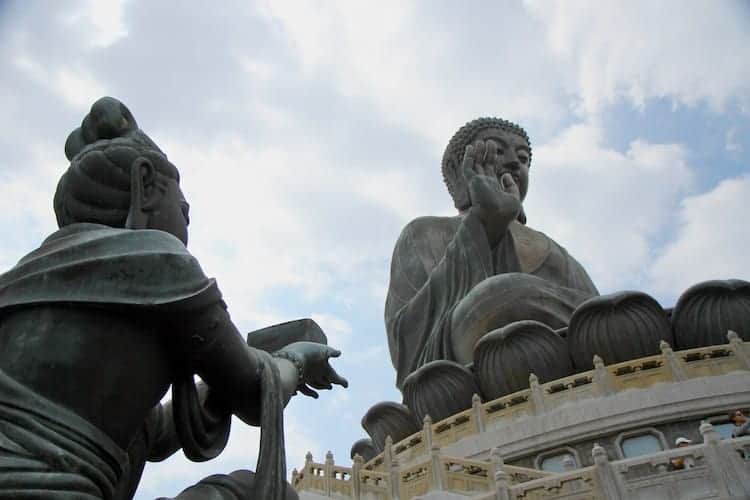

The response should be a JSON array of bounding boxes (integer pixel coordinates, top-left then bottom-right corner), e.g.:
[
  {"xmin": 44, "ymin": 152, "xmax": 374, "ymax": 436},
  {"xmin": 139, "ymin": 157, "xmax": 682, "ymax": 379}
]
[{"xmin": 384, "ymin": 117, "xmax": 598, "ymax": 389}]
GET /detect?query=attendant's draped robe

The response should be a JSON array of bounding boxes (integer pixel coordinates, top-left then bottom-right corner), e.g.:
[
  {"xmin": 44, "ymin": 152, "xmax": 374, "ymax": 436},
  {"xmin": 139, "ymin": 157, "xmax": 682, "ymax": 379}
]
[
  {"xmin": 385, "ymin": 213, "xmax": 598, "ymax": 390},
  {"xmin": 0, "ymin": 223, "xmax": 291, "ymax": 500}
]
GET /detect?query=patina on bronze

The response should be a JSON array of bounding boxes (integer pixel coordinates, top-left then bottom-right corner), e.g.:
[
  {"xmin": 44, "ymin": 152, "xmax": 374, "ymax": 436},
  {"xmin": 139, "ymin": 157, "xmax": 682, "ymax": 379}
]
[
  {"xmin": 385, "ymin": 117, "xmax": 598, "ymax": 390},
  {"xmin": 0, "ymin": 97, "xmax": 347, "ymax": 500}
]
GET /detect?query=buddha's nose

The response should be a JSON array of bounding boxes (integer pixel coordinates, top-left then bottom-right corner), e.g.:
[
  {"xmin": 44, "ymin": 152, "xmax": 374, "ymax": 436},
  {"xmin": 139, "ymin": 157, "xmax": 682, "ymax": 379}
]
[{"xmin": 504, "ymin": 158, "xmax": 520, "ymax": 171}]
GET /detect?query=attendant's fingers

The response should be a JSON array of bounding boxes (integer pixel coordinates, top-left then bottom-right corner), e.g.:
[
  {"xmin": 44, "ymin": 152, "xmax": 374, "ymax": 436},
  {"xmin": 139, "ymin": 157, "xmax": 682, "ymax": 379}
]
[
  {"xmin": 328, "ymin": 368, "xmax": 349, "ymax": 388},
  {"xmin": 299, "ymin": 385, "xmax": 319, "ymax": 399},
  {"xmin": 325, "ymin": 347, "xmax": 341, "ymax": 358}
]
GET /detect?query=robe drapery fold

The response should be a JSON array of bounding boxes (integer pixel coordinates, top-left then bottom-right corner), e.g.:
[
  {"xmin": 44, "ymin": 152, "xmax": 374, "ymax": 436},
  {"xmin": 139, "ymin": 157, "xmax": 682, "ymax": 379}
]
[
  {"xmin": 0, "ymin": 368, "xmax": 128, "ymax": 500},
  {"xmin": 385, "ymin": 215, "xmax": 598, "ymax": 390}
]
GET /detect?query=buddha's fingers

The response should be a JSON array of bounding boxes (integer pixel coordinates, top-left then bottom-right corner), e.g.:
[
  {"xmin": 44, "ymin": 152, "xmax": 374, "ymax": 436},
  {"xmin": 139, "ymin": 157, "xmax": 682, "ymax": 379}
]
[
  {"xmin": 484, "ymin": 139, "xmax": 499, "ymax": 167},
  {"xmin": 462, "ymin": 145, "xmax": 477, "ymax": 181}
]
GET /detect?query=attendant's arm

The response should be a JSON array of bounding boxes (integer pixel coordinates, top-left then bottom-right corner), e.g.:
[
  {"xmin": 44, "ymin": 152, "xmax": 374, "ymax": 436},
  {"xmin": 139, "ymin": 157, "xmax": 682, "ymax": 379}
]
[
  {"xmin": 166, "ymin": 300, "xmax": 345, "ymax": 425},
  {"xmin": 165, "ymin": 301, "xmax": 299, "ymax": 425}
]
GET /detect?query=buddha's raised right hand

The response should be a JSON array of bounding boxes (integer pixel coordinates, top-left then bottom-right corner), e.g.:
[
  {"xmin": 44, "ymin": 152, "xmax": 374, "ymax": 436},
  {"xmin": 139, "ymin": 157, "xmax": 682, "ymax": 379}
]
[{"xmin": 461, "ymin": 140, "xmax": 521, "ymax": 245}]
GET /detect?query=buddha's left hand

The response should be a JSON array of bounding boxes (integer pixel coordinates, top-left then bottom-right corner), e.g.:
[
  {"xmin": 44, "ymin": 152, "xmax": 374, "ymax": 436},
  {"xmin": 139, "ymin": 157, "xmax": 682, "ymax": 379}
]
[{"xmin": 277, "ymin": 342, "xmax": 349, "ymax": 398}]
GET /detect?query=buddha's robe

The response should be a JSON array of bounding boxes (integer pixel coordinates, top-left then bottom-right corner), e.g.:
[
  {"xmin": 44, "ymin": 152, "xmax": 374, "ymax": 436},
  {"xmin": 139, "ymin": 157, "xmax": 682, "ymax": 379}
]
[{"xmin": 385, "ymin": 213, "xmax": 598, "ymax": 389}]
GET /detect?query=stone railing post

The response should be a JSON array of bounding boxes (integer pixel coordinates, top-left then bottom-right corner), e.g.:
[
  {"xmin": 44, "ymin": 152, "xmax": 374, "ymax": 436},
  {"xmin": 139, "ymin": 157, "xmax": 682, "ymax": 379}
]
[
  {"xmin": 592, "ymin": 355, "xmax": 615, "ymax": 396},
  {"xmin": 383, "ymin": 436, "xmax": 397, "ymax": 499},
  {"xmin": 389, "ymin": 456, "xmax": 401, "ymax": 500},
  {"xmin": 472, "ymin": 393, "xmax": 486, "ymax": 433},
  {"xmin": 592, "ymin": 443, "xmax": 624, "ymax": 500},
  {"xmin": 529, "ymin": 373, "xmax": 545, "ymax": 414},
  {"xmin": 324, "ymin": 450, "xmax": 334, "ymax": 496},
  {"xmin": 727, "ymin": 330, "xmax": 750, "ymax": 370},
  {"xmin": 423, "ymin": 415, "xmax": 433, "ymax": 451},
  {"xmin": 490, "ymin": 447, "xmax": 511, "ymax": 500},
  {"xmin": 660, "ymin": 340, "xmax": 687, "ymax": 381},
  {"xmin": 700, "ymin": 421, "xmax": 748, "ymax": 497},
  {"xmin": 562, "ymin": 454, "xmax": 582, "ymax": 492},
  {"xmin": 303, "ymin": 451, "xmax": 313, "ymax": 490},
  {"xmin": 429, "ymin": 444, "xmax": 445, "ymax": 492},
  {"xmin": 352, "ymin": 454, "xmax": 363, "ymax": 499},
  {"xmin": 291, "ymin": 468, "xmax": 299, "ymax": 490}
]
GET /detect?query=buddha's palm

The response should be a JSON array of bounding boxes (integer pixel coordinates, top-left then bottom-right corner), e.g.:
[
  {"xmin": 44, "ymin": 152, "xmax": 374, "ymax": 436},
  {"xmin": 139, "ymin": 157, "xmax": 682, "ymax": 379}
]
[{"xmin": 461, "ymin": 142, "xmax": 521, "ymax": 242}]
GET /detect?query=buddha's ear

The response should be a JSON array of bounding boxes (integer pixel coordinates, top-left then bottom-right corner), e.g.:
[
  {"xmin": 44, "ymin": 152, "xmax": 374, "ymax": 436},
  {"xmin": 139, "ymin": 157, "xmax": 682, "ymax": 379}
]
[
  {"xmin": 517, "ymin": 206, "xmax": 527, "ymax": 225},
  {"xmin": 125, "ymin": 157, "xmax": 160, "ymax": 229}
]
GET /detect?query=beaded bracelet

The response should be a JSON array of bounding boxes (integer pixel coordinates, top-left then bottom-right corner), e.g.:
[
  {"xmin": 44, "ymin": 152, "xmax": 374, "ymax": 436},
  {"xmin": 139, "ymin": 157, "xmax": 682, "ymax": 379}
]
[{"xmin": 272, "ymin": 349, "xmax": 304, "ymax": 386}]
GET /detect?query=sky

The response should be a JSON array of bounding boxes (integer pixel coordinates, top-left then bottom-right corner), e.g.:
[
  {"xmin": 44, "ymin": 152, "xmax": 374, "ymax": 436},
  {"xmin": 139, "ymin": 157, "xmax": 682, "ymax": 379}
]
[{"xmin": 0, "ymin": 0, "xmax": 749, "ymax": 498}]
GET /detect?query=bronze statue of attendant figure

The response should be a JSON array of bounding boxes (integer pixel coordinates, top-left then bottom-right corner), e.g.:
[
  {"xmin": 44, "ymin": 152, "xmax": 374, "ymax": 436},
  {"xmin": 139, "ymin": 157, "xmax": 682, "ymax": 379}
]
[{"xmin": 0, "ymin": 97, "xmax": 347, "ymax": 500}]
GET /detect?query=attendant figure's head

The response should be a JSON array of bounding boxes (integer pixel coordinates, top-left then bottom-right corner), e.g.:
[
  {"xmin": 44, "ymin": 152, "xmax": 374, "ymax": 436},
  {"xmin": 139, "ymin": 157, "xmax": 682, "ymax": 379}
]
[
  {"xmin": 442, "ymin": 117, "xmax": 532, "ymax": 213},
  {"xmin": 54, "ymin": 97, "xmax": 190, "ymax": 245},
  {"xmin": 729, "ymin": 409, "xmax": 747, "ymax": 426}
]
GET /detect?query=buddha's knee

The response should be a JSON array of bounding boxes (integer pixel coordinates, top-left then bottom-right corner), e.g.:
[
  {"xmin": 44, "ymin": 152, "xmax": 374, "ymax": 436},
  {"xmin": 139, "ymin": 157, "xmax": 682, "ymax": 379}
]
[{"xmin": 450, "ymin": 273, "xmax": 575, "ymax": 365}]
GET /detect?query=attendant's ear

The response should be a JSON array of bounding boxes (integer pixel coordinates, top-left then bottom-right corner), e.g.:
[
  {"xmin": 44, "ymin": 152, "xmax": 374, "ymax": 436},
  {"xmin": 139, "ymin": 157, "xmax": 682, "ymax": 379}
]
[{"xmin": 125, "ymin": 157, "xmax": 162, "ymax": 229}]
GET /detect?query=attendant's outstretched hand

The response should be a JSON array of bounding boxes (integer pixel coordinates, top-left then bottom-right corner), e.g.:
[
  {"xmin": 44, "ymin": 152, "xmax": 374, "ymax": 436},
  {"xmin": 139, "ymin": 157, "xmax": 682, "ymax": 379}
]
[{"xmin": 278, "ymin": 342, "xmax": 348, "ymax": 399}]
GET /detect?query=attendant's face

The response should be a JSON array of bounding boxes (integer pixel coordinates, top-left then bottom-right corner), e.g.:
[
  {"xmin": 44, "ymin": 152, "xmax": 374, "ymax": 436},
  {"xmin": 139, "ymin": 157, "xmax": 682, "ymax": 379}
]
[
  {"xmin": 147, "ymin": 177, "xmax": 190, "ymax": 245},
  {"xmin": 474, "ymin": 128, "xmax": 530, "ymax": 201},
  {"xmin": 734, "ymin": 411, "xmax": 747, "ymax": 425}
]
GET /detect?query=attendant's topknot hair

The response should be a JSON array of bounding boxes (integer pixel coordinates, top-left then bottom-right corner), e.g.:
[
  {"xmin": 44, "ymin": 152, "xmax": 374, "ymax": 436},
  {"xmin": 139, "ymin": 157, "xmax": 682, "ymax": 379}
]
[
  {"xmin": 442, "ymin": 117, "xmax": 531, "ymax": 210},
  {"xmin": 53, "ymin": 138, "xmax": 179, "ymax": 228}
]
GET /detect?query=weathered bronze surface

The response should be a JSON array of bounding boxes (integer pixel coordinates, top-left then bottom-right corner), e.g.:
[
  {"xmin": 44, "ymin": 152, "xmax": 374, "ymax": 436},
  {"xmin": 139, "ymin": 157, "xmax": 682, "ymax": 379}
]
[{"xmin": 0, "ymin": 97, "xmax": 347, "ymax": 500}]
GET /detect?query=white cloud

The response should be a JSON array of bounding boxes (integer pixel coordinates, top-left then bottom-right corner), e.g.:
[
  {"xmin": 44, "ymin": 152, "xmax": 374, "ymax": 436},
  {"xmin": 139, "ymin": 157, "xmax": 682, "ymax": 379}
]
[
  {"xmin": 648, "ymin": 175, "xmax": 750, "ymax": 299},
  {"xmin": 310, "ymin": 312, "xmax": 352, "ymax": 349},
  {"xmin": 726, "ymin": 127, "xmax": 743, "ymax": 153},
  {"xmin": 525, "ymin": 0, "xmax": 750, "ymax": 116},
  {"xmin": 527, "ymin": 123, "xmax": 694, "ymax": 292}
]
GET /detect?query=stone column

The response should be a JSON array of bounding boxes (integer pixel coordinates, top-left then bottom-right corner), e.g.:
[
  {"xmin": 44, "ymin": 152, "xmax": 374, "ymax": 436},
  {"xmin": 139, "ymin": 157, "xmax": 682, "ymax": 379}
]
[
  {"xmin": 422, "ymin": 414, "xmax": 434, "ymax": 452},
  {"xmin": 700, "ymin": 421, "xmax": 749, "ymax": 497},
  {"xmin": 352, "ymin": 454, "xmax": 363, "ymax": 500},
  {"xmin": 303, "ymin": 451, "xmax": 313, "ymax": 490},
  {"xmin": 324, "ymin": 450, "xmax": 334, "ymax": 497},
  {"xmin": 429, "ymin": 444, "xmax": 445, "ymax": 492},
  {"xmin": 389, "ymin": 456, "xmax": 401, "ymax": 500},
  {"xmin": 490, "ymin": 447, "xmax": 511, "ymax": 500},
  {"xmin": 727, "ymin": 330, "xmax": 750, "ymax": 370},
  {"xmin": 592, "ymin": 443, "xmax": 624, "ymax": 500},
  {"xmin": 529, "ymin": 373, "xmax": 545, "ymax": 414},
  {"xmin": 660, "ymin": 340, "xmax": 687, "ymax": 381},
  {"xmin": 592, "ymin": 355, "xmax": 615, "ymax": 396},
  {"xmin": 472, "ymin": 393, "xmax": 486, "ymax": 433}
]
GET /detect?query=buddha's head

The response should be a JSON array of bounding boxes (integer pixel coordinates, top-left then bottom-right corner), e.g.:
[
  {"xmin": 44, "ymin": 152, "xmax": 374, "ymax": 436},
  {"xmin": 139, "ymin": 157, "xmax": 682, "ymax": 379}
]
[
  {"xmin": 54, "ymin": 97, "xmax": 190, "ymax": 245},
  {"xmin": 442, "ymin": 117, "xmax": 532, "ymax": 214}
]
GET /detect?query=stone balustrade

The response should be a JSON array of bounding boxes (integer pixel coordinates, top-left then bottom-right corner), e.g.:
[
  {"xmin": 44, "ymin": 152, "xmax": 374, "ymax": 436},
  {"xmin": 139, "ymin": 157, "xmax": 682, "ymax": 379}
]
[
  {"xmin": 353, "ymin": 333, "xmax": 750, "ymax": 473},
  {"xmin": 294, "ymin": 333, "xmax": 750, "ymax": 499},
  {"xmin": 296, "ymin": 430, "xmax": 750, "ymax": 499}
]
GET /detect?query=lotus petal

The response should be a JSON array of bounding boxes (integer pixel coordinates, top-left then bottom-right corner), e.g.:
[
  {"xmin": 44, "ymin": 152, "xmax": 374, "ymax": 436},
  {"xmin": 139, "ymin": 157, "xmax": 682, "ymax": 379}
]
[
  {"xmin": 568, "ymin": 291, "xmax": 672, "ymax": 369},
  {"xmin": 474, "ymin": 320, "xmax": 572, "ymax": 400}
]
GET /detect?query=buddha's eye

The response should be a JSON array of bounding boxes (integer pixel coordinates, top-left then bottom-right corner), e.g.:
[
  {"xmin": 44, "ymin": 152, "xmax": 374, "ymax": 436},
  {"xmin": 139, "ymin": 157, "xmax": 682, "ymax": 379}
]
[{"xmin": 518, "ymin": 154, "xmax": 528, "ymax": 164}]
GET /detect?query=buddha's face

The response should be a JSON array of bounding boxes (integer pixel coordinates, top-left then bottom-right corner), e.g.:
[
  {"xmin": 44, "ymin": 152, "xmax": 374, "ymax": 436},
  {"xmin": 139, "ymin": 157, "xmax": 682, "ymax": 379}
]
[
  {"xmin": 146, "ymin": 176, "xmax": 190, "ymax": 245},
  {"xmin": 474, "ymin": 128, "xmax": 530, "ymax": 201}
]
